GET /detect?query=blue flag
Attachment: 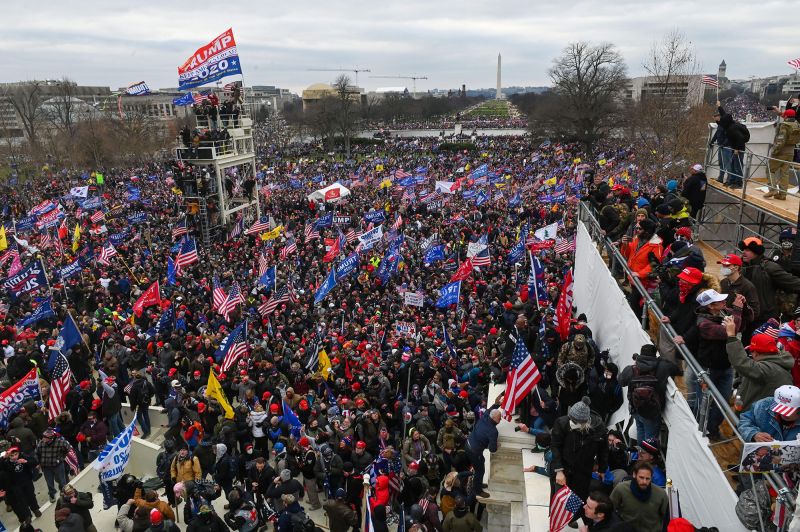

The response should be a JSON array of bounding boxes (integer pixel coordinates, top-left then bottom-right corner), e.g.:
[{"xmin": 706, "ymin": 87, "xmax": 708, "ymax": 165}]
[
  {"xmin": 282, "ymin": 400, "xmax": 303, "ymax": 438},
  {"xmin": 19, "ymin": 298, "xmax": 55, "ymax": 328},
  {"xmin": 259, "ymin": 265, "xmax": 276, "ymax": 290},
  {"xmin": 363, "ymin": 211, "xmax": 385, "ymax": 224},
  {"xmin": 56, "ymin": 258, "xmax": 84, "ymax": 281},
  {"xmin": 509, "ymin": 192, "xmax": 521, "ymax": 208},
  {"xmin": 146, "ymin": 306, "xmax": 174, "ymax": 339},
  {"xmin": 126, "ymin": 211, "xmax": 148, "ymax": 225},
  {"xmin": 314, "ymin": 212, "xmax": 333, "ymax": 229},
  {"xmin": 314, "ymin": 269, "xmax": 337, "ymax": 305},
  {"xmin": 178, "ymin": 30, "xmax": 243, "ymax": 90},
  {"xmin": 442, "ymin": 323, "xmax": 457, "ymax": 359},
  {"xmin": 15, "ymin": 215, "xmax": 37, "ymax": 232},
  {"xmin": 3, "ymin": 259, "xmax": 48, "ymax": 299},
  {"xmin": 48, "ymin": 314, "xmax": 82, "ymax": 373},
  {"xmin": 507, "ymin": 239, "xmax": 526, "ymax": 265},
  {"xmin": 436, "ymin": 280, "xmax": 461, "ymax": 308},
  {"xmin": 172, "ymin": 93, "xmax": 194, "ymax": 106},
  {"xmin": 335, "ymin": 253, "xmax": 360, "ymax": 279},
  {"xmin": 475, "ymin": 190, "xmax": 489, "ymax": 206},
  {"xmin": 167, "ymin": 257, "xmax": 176, "ymax": 285},
  {"xmin": 530, "ymin": 256, "xmax": 549, "ymax": 305},
  {"xmin": 108, "ymin": 231, "xmax": 129, "ymax": 246},
  {"xmin": 79, "ymin": 196, "xmax": 103, "ymax": 210},
  {"xmin": 424, "ymin": 244, "xmax": 446, "ymax": 265},
  {"xmin": 126, "ymin": 187, "xmax": 141, "ymax": 202}
]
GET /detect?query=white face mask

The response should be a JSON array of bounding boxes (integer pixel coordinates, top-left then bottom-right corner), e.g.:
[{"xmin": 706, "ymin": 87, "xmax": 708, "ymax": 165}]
[
  {"xmin": 720, "ymin": 267, "xmax": 733, "ymax": 277},
  {"xmin": 569, "ymin": 420, "xmax": 590, "ymax": 431}
]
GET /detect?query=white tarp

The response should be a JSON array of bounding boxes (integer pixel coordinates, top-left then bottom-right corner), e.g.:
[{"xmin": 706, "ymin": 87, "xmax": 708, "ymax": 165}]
[
  {"xmin": 573, "ymin": 221, "xmax": 747, "ymax": 531},
  {"xmin": 307, "ymin": 182, "xmax": 351, "ymax": 203}
]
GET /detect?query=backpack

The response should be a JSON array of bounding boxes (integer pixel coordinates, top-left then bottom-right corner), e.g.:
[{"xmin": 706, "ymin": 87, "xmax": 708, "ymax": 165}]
[
  {"xmin": 628, "ymin": 365, "xmax": 661, "ymax": 418},
  {"xmin": 735, "ymin": 481, "xmax": 774, "ymax": 530},
  {"xmin": 730, "ymin": 122, "xmax": 751, "ymax": 144},
  {"xmin": 289, "ymin": 510, "xmax": 316, "ymax": 532}
]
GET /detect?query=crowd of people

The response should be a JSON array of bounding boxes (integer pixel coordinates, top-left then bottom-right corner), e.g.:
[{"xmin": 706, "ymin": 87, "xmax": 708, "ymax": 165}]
[{"xmin": 0, "ymin": 102, "xmax": 795, "ymax": 532}]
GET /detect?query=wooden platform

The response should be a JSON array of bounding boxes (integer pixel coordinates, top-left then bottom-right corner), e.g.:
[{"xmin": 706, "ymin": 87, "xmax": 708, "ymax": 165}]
[
  {"xmin": 707, "ymin": 178, "xmax": 799, "ymax": 223},
  {"xmin": 695, "ymin": 241, "xmax": 723, "ymax": 278}
]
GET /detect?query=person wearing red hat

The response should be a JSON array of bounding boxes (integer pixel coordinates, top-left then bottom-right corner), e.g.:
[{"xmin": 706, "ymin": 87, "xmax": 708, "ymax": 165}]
[
  {"xmin": 297, "ymin": 436, "xmax": 322, "ymax": 510},
  {"xmin": 658, "ymin": 266, "xmax": 710, "ymax": 365},
  {"xmin": 723, "ymin": 315, "xmax": 793, "ymax": 411},
  {"xmin": 718, "ymin": 253, "xmax": 759, "ymax": 334},
  {"xmin": 766, "ymin": 108, "xmax": 800, "ymax": 200},
  {"xmin": 0, "ymin": 445, "xmax": 42, "ymax": 523}
]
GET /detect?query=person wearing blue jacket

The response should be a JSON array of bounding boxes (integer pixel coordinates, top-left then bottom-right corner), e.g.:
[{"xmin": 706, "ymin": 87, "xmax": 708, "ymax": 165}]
[
  {"xmin": 466, "ymin": 404, "xmax": 501, "ymax": 499},
  {"xmin": 739, "ymin": 385, "xmax": 800, "ymax": 442}
]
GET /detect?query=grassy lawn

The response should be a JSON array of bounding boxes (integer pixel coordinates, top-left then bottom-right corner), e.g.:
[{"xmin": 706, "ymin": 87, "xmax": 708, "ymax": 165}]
[{"xmin": 464, "ymin": 99, "xmax": 511, "ymax": 118}]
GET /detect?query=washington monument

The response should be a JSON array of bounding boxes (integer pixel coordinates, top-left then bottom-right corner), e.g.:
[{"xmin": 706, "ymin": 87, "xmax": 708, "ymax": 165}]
[{"xmin": 496, "ymin": 53, "xmax": 503, "ymax": 99}]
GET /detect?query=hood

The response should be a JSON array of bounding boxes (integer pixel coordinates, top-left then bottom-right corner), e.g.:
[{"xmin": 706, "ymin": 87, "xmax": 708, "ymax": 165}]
[
  {"xmin": 454, "ymin": 506, "xmax": 469, "ymax": 518},
  {"xmin": 250, "ymin": 410, "xmax": 267, "ymax": 421},
  {"xmin": 634, "ymin": 355, "xmax": 659, "ymax": 374},
  {"xmin": 556, "ymin": 361, "xmax": 584, "ymax": 389},
  {"xmin": 376, "ymin": 475, "xmax": 390, "ymax": 490},
  {"xmin": 9, "ymin": 417, "xmax": 23, "ymax": 429},
  {"xmin": 762, "ymin": 350, "xmax": 795, "ymax": 371},
  {"xmin": 720, "ymin": 113, "xmax": 734, "ymax": 129},
  {"xmin": 373, "ymin": 504, "xmax": 387, "ymax": 520}
]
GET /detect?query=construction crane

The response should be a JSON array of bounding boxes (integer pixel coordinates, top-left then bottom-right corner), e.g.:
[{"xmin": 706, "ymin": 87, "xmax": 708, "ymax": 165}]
[
  {"xmin": 307, "ymin": 68, "xmax": 371, "ymax": 87},
  {"xmin": 368, "ymin": 75, "xmax": 429, "ymax": 97}
]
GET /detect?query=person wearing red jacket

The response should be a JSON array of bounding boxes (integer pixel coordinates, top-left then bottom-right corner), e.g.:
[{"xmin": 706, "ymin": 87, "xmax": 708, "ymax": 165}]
[
  {"xmin": 369, "ymin": 474, "xmax": 390, "ymax": 510},
  {"xmin": 619, "ymin": 218, "xmax": 663, "ymax": 282}
]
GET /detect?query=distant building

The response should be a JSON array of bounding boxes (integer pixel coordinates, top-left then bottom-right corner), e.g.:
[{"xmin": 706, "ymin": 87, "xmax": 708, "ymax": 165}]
[
  {"xmin": 624, "ymin": 75, "xmax": 705, "ymax": 107},
  {"xmin": 302, "ymin": 82, "xmax": 362, "ymax": 111},
  {"xmin": 118, "ymin": 90, "xmax": 192, "ymax": 120},
  {"xmin": 367, "ymin": 87, "xmax": 410, "ymax": 100}
]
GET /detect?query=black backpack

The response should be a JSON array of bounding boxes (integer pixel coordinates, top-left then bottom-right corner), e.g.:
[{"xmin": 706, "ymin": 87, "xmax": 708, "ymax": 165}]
[
  {"xmin": 730, "ymin": 122, "xmax": 751, "ymax": 144},
  {"xmin": 628, "ymin": 365, "xmax": 661, "ymax": 418},
  {"xmin": 289, "ymin": 510, "xmax": 316, "ymax": 532}
]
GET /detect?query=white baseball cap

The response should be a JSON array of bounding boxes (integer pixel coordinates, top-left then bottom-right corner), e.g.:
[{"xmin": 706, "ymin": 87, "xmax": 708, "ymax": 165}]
[
  {"xmin": 696, "ymin": 289, "xmax": 728, "ymax": 307},
  {"xmin": 171, "ymin": 380, "xmax": 182, "ymax": 389},
  {"xmin": 773, "ymin": 385, "xmax": 800, "ymax": 416},
  {"xmin": 691, "ymin": 164, "xmax": 704, "ymax": 173}
]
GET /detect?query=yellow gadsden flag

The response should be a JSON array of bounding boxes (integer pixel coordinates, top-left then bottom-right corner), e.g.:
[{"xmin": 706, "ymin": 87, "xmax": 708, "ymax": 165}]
[
  {"xmin": 71, "ymin": 224, "xmax": 81, "ymax": 253},
  {"xmin": 0, "ymin": 226, "xmax": 7, "ymax": 252},
  {"xmin": 260, "ymin": 225, "xmax": 283, "ymax": 241},
  {"xmin": 317, "ymin": 349, "xmax": 333, "ymax": 380},
  {"xmin": 206, "ymin": 370, "xmax": 234, "ymax": 419}
]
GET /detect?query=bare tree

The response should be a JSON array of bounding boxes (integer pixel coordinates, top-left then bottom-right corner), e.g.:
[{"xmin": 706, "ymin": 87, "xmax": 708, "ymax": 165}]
[
  {"xmin": 333, "ymin": 74, "xmax": 358, "ymax": 158},
  {"xmin": 44, "ymin": 77, "xmax": 81, "ymax": 138},
  {"xmin": 627, "ymin": 30, "xmax": 708, "ymax": 173},
  {"xmin": 1, "ymin": 81, "xmax": 45, "ymax": 148},
  {"xmin": 548, "ymin": 42, "xmax": 628, "ymax": 152}
]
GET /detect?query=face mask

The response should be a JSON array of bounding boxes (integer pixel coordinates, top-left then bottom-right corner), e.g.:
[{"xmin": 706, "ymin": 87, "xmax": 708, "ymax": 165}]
[
  {"xmin": 247, "ymin": 449, "xmax": 253, "ymax": 455},
  {"xmin": 719, "ymin": 266, "xmax": 733, "ymax": 277},
  {"xmin": 569, "ymin": 420, "xmax": 590, "ymax": 431},
  {"xmin": 604, "ymin": 372, "xmax": 613, "ymax": 380}
]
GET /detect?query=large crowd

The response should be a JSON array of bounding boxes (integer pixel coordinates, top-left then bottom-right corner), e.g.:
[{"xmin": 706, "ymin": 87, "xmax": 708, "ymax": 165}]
[{"xmin": 1, "ymin": 99, "xmax": 799, "ymax": 532}]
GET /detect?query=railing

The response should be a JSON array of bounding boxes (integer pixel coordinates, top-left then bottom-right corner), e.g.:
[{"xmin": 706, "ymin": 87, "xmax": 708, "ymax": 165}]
[
  {"xmin": 176, "ymin": 139, "xmax": 235, "ymax": 161},
  {"xmin": 578, "ymin": 200, "xmax": 795, "ymax": 517},
  {"xmin": 704, "ymin": 144, "xmax": 800, "ymax": 202},
  {"xmin": 195, "ymin": 112, "xmax": 251, "ymax": 131}
]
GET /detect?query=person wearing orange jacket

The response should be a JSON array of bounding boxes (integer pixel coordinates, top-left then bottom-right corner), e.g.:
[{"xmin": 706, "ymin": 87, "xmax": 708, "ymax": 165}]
[{"xmin": 619, "ymin": 218, "xmax": 664, "ymax": 282}]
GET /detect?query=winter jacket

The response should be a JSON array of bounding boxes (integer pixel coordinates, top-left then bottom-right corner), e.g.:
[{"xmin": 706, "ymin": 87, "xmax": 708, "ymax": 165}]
[
  {"xmin": 620, "ymin": 234, "xmax": 663, "ymax": 281},
  {"xmin": 78, "ymin": 419, "xmax": 109, "ymax": 451},
  {"xmin": 187, "ymin": 512, "xmax": 228, "ymax": 532},
  {"xmin": 550, "ymin": 413, "xmax": 608, "ymax": 477},
  {"xmin": 369, "ymin": 475, "xmax": 390, "ymax": 510},
  {"xmin": 743, "ymin": 255, "xmax": 800, "ymax": 322},
  {"xmin": 720, "ymin": 275, "xmax": 760, "ymax": 329},
  {"xmin": 55, "ymin": 491, "xmax": 95, "ymax": 530},
  {"xmin": 442, "ymin": 505, "xmax": 483, "ymax": 532},
  {"xmin": 170, "ymin": 455, "xmax": 201, "ymax": 482},
  {"xmin": 739, "ymin": 396, "xmax": 800, "ymax": 442},
  {"xmin": 695, "ymin": 306, "xmax": 742, "ymax": 370},
  {"xmin": 57, "ymin": 513, "xmax": 86, "ymax": 532},
  {"xmin": 610, "ymin": 481, "xmax": 668, "ymax": 532},
  {"xmin": 466, "ymin": 408, "xmax": 499, "ymax": 455},
  {"xmin": 618, "ymin": 355, "xmax": 681, "ymax": 417},
  {"xmin": 6, "ymin": 417, "xmax": 37, "ymax": 454},
  {"xmin": 247, "ymin": 410, "xmax": 268, "ymax": 438},
  {"xmin": 401, "ymin": 434, "xmax": 432, "ymax": 467},
  {"xmin": 660, "ymin": 272, "xmax": 719, "ymax": 354},
  {"xmin": 718, "ymin": 106, "xmax": 748, "ymax": 151},
  {"xmin": 323, "ymin": 498, "xmax": 358, "ymax": 532},
  {"xmin": 133, "ymin": 488, "xmax": 176, "ymax": 521},
  {"xmin": 681, "ymin": 172, "xmax": 707, "ymax": 216},
  {"xmin": 727, "ymin": 338, "xmax": 794, "ymax": 410}
]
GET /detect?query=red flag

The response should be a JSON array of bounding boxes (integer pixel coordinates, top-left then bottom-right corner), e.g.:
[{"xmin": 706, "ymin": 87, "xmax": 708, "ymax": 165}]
[
  {"xmin": 57, "ymin": 218, "xmax": 68, "ymax": 240},
  {"xmin": 323, "ymin": 237, "xmax": 340, "ymax": 262},
  {"xmin": 555, "ymin": 270, "xmax": 573, "ymax": 340},
  {"xmin": 133, "ymin": 281, "xmax": 161, "ymax": 317},
  {"xmin": 450, "ymin": 258, "xmax": 474, "ymax": 282},
  {"xmin": 324, "ymin": 188, "xmax": 341, "ymax": 201}
]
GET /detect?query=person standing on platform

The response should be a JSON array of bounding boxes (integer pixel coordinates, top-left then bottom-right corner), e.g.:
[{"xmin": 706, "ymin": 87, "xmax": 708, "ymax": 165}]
[
  {"xmin": 466, "ymin": 406, "xmax": 501, "ymax": 499},
  {"xmin": 765, "ymin": 109, "xmax": 800, "ymax": 200}
]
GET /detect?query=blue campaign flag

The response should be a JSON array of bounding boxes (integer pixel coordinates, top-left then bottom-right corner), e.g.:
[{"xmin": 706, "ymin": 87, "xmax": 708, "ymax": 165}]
[
  {"xmin": 146, "ymin": 305, "xmax": 174, "ymax": 339},
  {"xmin": 475, "ymin": 190, "xmax": 489, "ymax": 206},
  {"xmin": 15, "ymin": 215, "xmax": 37, "ymax": 233},
  {"xmin": 507, "ymin": 239, "xmax": 526, "ymax": 265},
  {"xmin": 311, "ymin": 175, "xmax": 324, "ymax": 184},
  {"xmin": 509, "ymin": 192, "xmax": 522, "ymax": 208},
  {"xmin": 178, "ymin": 32, "xmax": 243, "ymax": 90},
  {"xmin": 398, "ymin": 176, "xmax": 416, "ymax": 187},
  {"xmin": 469, "ymin": 163, "xmax": 489, "ymax": 179},
  {"xmin": 414, "ymin": 175, "xmax": 428, "ymax": 184},
  {"xmin": 127, "ymin": 186, "xmax": 141, "ymax": 202},
  {"xmin": 415, "ymin": 166, "xmax": 428, "ymax": 174},
  {"xmin": 126, "ymin": 211, "xmax": 148, "ymax": 225},
  {"xmin": 442, "ymin": 323, "xmax": 457, "ymax": 359},
  {"xmin": 259, "ymin": 265, "xmax": 276, "ymax": 290},
  {"xmin": 462, "ymin": 189, "xmax": 477, "ymax": 200},
  {"xmin": 3, "ymin": 259, "xmax": 48, "ymax": 299},
  {"xmin": 376, "ymin": 252, "xmax": 398, "ymax": 285},
  {"xmin": 108, "ymin": 231, "xmax": 129, "ymax": 246},
  {"xmin": 335, "ymin": 253, "xmax": 360, "ymax": 279},
  {"xmin": 282, "ymin": 400, "xmax": 303, "ymax": 438},
  {"xmin": 530, "ymin": 256, "xmax": 549, "ymax": 305},
  {"xmin": 56, "ymin": 258, "xmax": 84, "ymax": 281},
  {"xmin": 79, "ymin": 196, "xmax": 103, "ymax": 210},
  {"xmin": 436, "ymin": 281, "xmax": 461, "ymax": 308},
  {"xmin": 167, "ymin": 257, "xmax": 176, "ymax": 285},
  {"xmin": 19, "ymin": 298, "xmax": 55, "ymax": 328},
  {"xmin": 289, "ymin": 178, "xmax": 302, "ymax": 189},
  {"xmin": 172, "ymin": 93, "xmax": 194, "ymax": 106},
  {"xmin": 314, "ymin": 268, "xmax": 337, "ymax": 305},
  {"xmin": 424, "ymin": 244, "xmax": 446, "ymax": 265},
  {"xmin": 48, "ymin": 314, "xmax": 81, "ymax": 373},
  {"xmin": 314, "ymin": 212, "xmax": 333, "ymax": 229},
  {"xmin": 363, "ymin": 210, "xmax": 385, "ymax": 224}
]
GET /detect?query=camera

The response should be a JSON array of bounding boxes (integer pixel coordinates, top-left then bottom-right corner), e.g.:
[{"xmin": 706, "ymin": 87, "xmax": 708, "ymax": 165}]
[{"xmin": 514, "ymin": 427, "xmax": 522, "ymax": 432}]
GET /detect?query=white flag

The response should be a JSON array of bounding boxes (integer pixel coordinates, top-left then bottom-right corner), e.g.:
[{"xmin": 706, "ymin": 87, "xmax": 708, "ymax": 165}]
[
  {"xmin": 534, "ymin": 222, "xmax": 559, "ymax": 241},
  {"xmin": 404, "ymin": 291, "xmax": 424, "ymax": 307},
  {"xmin": 435, "ymin": 181, "xmax": 456, "ymax": 194},
  {"xmin": 69, "ymin": 186, "xmax": 89, "ymax": 198},
  {"xmin": 93, "ymin": 418, "xmax": 136, "ymax": 482}
]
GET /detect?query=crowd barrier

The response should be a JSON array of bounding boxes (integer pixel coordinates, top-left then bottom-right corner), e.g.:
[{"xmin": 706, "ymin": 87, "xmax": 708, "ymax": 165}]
[{"xmin": 573, "ymin": 217, "xmax": 749, "ymax": 530}]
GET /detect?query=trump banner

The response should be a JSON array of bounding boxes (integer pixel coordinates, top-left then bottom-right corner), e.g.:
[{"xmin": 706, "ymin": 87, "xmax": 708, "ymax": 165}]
[
  {"xmin": 740, "ymin": 440, "xmax": 800, "ymax": 474},
  {"xmin": 93, "ymin": 417, "xmax": 136, "ymax": 482},
  {"xmin": 3, "ymin": 259, "xmax": 48, "ymax": 298},
  {"xmin": 404, "ymin": 291, "xmax": 424, "ymax": 307},
  {"xmin": 125, "ymin": 81, "xmax": 151, "ymax": 96},
  {"xmin": 178, "ymin": 28, "xmax": 243, "ymax": 90},
  {"xmin": 0, "ymin": 369, "xmax": 40, "ymax": 429}
]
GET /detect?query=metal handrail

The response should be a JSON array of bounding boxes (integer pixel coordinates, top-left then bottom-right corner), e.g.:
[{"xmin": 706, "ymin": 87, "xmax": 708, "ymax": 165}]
[
  {"xmin": 705, "ymin": 144, "xmax": 800, "ymax": 198},
  {"xmin": 578, "ymin": 201, "xmax": 794, "ymax": 511}
]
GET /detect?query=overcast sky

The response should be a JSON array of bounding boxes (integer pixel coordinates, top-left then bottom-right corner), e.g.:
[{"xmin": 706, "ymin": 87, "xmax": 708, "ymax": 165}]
[{"xmin": 2, "ymin": 1, "xmax": 798, "ymax": 94}]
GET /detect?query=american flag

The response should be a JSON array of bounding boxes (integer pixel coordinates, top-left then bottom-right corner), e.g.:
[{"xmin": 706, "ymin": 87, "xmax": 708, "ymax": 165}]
[
  {"xmin": 554, "ymin": 237, "xmax": 576, "ymax": 254},
  {"xmin": 48, "ymin": 353, "xmax": 73, "ymax": 422},
  {"xmin": 702, "ymin": 74, "xmax": 719, "ymax": 88},
  {"xmin": 550, "ymin": 485, "xmax": 583, "ymax": 532},
  {"xmin": 39, "ymin": 231, "xmax": 52, "ymax": 250},
  {"xmin": 345, "ymin": 228, "xmax": 360, "ymax": 244},
  {"xmin": 172, "ymin": 218, "xmax": 188, "ymax": 239},
  {"xmin": 65, "ymin": 443, "xmax": 80, "ymax": 475},
  {"xmin": 471, "ymin": 245, "xmax": 491, "ymax": 267},
  {"xmin": 501, "ymin": 332, "xmax": 542, "ymax": 418},
  {"xmin": 219, "ymin": 281, "xmax": 244, "ymax": 322},
  {"xmin": 212, "ymin": 275, "xmax": 227, "ymax": 311},
  {"xmin": 392, "ymin": 214, "xmax": 403, "ymax": 231},
  {"xmin": 219, "ymin": 320, "xmax": 248, "ymax": 373},
  {"xmin": 401, "ymin": 188, "xmax": 415, "ymax": 203},
  {"xmin": 223, "ymin": 81, "xmax": 240, "ymax": 91},
  {"xmin": 245, "ymin": 216, "xmax": 271, "ymax": 235},
  {"xmin": 0, "ymin": 241, "xmax": 19, "ymax": 267},
  {"xmin": 280, "ymin": 238, "xmax": 297, "ymax": 260},
  {"xmin": 97, "ymin": 242, "xmax": 118, "ymax": 266},
  {"xmin": 90, "ymin": 210, "xmax": 105, "ymax": 224},
  {"xmin": 259, "ymin": 285, "xmax": 290, "ymax": 316},
  {"xmin": 754, "ymin": 320, "xmax": 780, "ymax": 339},
  {"xmin": 228, "ymin": 214, "xmax": 244, "ymax": 240},
  {"xmin": 175, "ymin": 238, "xmax": 198, "ymax": 273},
  {"xmin": 193, "ymin": 91, "xmax": 210, "ymax": 104},
  {"xmin": 394, "ymin": 169, "xmax": 411, "ymax": 179},
  {"xmin": 304, "ymin": 222, "xmax": 320, "ymax": 242},
  {"xmin": 258, "ymin": 253, "xmax": 269, "ymax": 277},
  {"xmin": 789, "ymin": 58, "xmax": 800, "ymax": 70}
]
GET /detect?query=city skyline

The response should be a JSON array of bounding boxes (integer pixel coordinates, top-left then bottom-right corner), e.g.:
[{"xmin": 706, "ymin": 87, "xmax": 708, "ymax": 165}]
[{"xmin": 2, "ymin": 1, "xmax": 799, "ymax": 94}]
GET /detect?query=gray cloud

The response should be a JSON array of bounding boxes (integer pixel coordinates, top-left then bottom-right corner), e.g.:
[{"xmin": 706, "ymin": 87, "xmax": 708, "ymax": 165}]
[{"xmin": 1, "ymin": 0, "xmax": 797, "ymax": 93}]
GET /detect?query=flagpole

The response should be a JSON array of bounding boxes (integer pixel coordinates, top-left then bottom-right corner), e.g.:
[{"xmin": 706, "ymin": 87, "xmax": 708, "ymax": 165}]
[
  {"xmin": 116, "ymin": 253, "xmax": 142, "ymax": 284},
  {"xmin": 529, "ymin": 250, "xmax": 541, "ymax": 310},
  {"xmin": 361, "ymin": 475, "xmax": 370, "ymax": 532}
]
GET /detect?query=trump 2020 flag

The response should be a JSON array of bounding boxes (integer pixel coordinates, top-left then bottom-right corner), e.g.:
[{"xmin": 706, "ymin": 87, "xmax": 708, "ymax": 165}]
[
  {"xmin": 125, "ymin": 81, "xmax": 150, "ymax": 96},
  {"xmin": 19, "ymin": 298, "xmax": 55, "ymax": 327},
  {"xmin": 178, "ymin": 28, "xmax": 243, "ymax": 90},
  {"xmin": 3, "ymin": 258, "xmax": 48, "ymax": 298},
  {"xmin": 93, "ymin": 417, "xmax": 136, "ymax": 482},
  {"xmin": 435, "ymin": 280, "xmax": 461, "ymax": 308},
  {"xmin": 0, "ymin": 369, "xmax": 40, "ymax": 429},
  {"xmin": 314, "ymin": 268, "xmax": 338, "ymax": 305},
  {"xmin": 48, "ymin": 313, "xmax": 82, "ymax": 373}
]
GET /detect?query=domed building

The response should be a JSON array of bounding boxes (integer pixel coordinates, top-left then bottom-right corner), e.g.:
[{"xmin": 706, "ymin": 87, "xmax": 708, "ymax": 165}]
[{"xmin": 301, "ymin": 82, "xmax": 363, "ymax": 112}]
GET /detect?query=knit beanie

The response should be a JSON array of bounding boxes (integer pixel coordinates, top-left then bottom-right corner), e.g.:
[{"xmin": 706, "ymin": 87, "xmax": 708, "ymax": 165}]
[
  {"xmin": 568, "ymin": 397, "xmax": 591, "ymax": 423},
  {"xmin": 280, "ymin": 469, "xmax": 292, "ymax": 482}
]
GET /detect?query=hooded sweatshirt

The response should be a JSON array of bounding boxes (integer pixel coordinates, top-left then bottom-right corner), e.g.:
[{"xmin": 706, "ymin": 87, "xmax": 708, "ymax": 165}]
[
  {"xmin": 727, "ymin": 338, "xmax": 794, "ymax": 410},
  {"xmin": 442, "ymin": 505, "xmax": 483, "ymax": 532}
]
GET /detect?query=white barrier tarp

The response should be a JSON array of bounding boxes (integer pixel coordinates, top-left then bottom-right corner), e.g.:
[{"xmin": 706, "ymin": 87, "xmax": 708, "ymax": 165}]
[{"xmin": 573, "ymin": 221, "xmax": 746, "ymax": 531}]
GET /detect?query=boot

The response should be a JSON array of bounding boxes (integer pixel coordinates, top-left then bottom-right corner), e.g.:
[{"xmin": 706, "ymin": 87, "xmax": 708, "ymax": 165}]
[
  {"xmin": 764, "ymin": 189, "xmax": 778, "ymax": 198},
  {"xmin": 774, "ymin": 192, "xmax": 787, "ymax": 200}
]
